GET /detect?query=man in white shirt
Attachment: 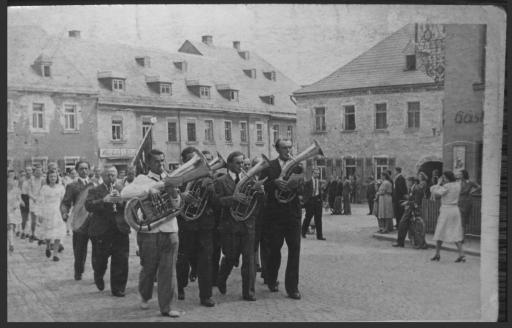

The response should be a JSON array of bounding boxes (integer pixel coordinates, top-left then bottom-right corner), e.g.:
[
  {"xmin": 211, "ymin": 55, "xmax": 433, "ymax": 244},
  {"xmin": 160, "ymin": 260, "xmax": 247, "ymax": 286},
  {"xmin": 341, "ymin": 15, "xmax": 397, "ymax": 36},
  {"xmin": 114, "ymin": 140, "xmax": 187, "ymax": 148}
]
[{"xmin": 121, "ymin": 149, "xmax": 181, "ymax": 318}]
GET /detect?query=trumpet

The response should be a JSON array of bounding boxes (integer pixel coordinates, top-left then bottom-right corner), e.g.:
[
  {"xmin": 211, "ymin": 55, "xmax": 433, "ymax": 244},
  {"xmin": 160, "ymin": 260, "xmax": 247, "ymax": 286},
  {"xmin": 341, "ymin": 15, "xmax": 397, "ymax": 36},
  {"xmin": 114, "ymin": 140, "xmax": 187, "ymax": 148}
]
[
  {"xmin": 181, "ymin": 152, "xmax": 226, "ymax": 221},
  {"xmin": 230, "ymin": 154, "xmax": 270, "ymax": 221},
  {"xmin": 275, "ymin": 140, "xmax": 324, "ymax": 203},
  {"xmin": 109, "ymin": 182, "xmax": 120, "ymax": 213}
]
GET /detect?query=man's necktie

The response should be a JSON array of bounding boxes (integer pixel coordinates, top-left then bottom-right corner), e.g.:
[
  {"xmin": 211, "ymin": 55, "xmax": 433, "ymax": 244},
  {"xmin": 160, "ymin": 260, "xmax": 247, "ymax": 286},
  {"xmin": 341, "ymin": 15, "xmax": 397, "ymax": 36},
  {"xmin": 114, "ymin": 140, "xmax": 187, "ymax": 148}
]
[{"xmin": 235, "ymin": 173, "xmax": 240, "ymax": 184}]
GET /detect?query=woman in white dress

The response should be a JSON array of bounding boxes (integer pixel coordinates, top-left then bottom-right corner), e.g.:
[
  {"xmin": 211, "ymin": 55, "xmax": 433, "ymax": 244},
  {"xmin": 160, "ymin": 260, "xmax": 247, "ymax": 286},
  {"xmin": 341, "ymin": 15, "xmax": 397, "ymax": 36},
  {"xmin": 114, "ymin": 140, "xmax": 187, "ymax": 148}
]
[
  {"xmin": 430, "ymin": 171, "xmax": 465, "ymax": 263},
  {"xmin": 7, "ymin": 170, "xmax": 24, "ymax": 253},
  {"xmin": 38, "ymin": 170, "xmax": 66, "ymax": 261}
]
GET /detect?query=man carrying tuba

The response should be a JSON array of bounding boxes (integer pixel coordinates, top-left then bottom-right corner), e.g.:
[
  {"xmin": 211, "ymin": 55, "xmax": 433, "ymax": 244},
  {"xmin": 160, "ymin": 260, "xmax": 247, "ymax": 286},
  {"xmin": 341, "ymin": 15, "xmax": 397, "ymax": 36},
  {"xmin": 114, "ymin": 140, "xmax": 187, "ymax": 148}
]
[
  {"xmin": 120, "ymin": 149, "xmax": 182, "ymax": 318},
  {"xmin": 176, "ymin": 147, "xmax": 217, "ymax": 307},
  {"xmin": 259, "ymin": 138, "xmax": 305, "ymax": 300}
]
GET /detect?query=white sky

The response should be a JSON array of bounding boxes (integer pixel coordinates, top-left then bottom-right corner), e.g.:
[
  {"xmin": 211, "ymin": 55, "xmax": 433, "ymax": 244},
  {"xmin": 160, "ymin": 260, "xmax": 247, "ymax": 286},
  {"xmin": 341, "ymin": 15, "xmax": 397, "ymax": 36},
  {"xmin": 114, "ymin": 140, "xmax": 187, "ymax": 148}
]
[{"xmin": 8, "ymin": 4, "xmax": 495, "ymax": 85}]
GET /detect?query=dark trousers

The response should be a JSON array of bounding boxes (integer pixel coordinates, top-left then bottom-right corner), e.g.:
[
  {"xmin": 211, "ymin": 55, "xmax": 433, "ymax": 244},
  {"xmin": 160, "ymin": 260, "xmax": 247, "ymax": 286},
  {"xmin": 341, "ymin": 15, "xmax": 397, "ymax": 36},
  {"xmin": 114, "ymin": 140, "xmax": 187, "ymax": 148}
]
[
  {"xmin": 301, "ymin": 197, "xmax": 323, "ymax": 238},
  {"xmin": 72, "ymin": 231, "xmax": 90, "ymax": 276},
  {"xmin": 20, "ymin": 194, "xmax": 30, "ymax": 231},
  {"xmin": 343, "ymin": 196, "xmax": 351, "ymax": 214},
  {"xmin": 218, "ymin": 230, "xmax": 256, "ymax": 298},
  {"xmin": 396, "ymin": 208, "xmax": 427, "ymax": 247},
  {"xmin": 367, "ymin": 196, "xmax": 375, "ymax": 214},
  {"xmin": 394, "ymin": 199, "xmax": 405, "ymax": 227},
  {"xmin": 211, "ymin": 230, "xmax": 221, "ymax": 286},
  {"xmin": 266, "ymin": 219, "xmax": 301, "ymax": 294},
  {"xmin": 255, "ymin": 223, "xmax": 269, "ymax": 281},
  {"xmin": 177, "ymin": 229, "xmax": 214, "ymax": 300},
  {"xmin": 137, "ymin": 232, "xmax": 179, "ymax": 314},
  {"xmin": 90, "ymin": 231, "xmax": 129, "ymax": 293}
]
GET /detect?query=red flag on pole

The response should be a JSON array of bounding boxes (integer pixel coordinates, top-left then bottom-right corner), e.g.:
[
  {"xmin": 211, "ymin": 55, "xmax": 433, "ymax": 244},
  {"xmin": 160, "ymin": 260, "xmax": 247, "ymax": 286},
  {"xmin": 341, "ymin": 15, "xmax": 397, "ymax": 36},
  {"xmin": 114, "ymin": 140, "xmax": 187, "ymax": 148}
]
[{"xmin": 131, "ymin": 125, "xmax": 153, "ymax": 176}]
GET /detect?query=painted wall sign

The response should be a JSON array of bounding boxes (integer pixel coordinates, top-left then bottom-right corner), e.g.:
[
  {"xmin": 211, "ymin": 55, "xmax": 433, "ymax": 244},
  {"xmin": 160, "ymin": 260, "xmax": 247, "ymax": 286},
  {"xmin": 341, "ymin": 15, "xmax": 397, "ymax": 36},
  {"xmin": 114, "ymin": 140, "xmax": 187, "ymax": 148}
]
[
  {"xmin": 454, "ymin": 111, "xmax": 484, "ymax": 124},
  {"xmin": 99, "ymin": 148, "xmax": 137, "ymax": 158}
]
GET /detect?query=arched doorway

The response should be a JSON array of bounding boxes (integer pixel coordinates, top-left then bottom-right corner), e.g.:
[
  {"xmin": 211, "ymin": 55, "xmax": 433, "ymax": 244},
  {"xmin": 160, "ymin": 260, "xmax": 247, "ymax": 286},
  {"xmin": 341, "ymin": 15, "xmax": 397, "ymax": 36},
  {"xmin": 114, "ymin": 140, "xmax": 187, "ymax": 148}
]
[{"xmin": 415, "ymin": 156, "xmax": 443, "ymax": 182}]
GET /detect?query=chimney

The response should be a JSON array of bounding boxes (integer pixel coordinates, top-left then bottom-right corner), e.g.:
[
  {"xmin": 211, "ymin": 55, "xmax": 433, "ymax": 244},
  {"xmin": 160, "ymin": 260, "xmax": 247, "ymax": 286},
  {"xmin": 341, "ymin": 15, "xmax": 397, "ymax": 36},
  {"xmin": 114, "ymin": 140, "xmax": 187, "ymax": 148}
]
[
  {"xmin": 68, "ymin": 30, "xmax": 81, "ymax": 38},
  {"xmin": 202, "ymin": 35, "xmax": 213, "ymax": 46},
  {"xmin": 233, "ymin": 41, "xmax": 241, "ymax": 51}
]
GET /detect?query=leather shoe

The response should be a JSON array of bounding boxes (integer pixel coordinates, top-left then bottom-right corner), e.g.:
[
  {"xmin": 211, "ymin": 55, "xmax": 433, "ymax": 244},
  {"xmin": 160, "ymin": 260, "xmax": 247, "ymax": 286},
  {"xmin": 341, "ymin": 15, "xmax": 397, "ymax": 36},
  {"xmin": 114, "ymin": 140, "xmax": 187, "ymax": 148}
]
[
  {"xmin": 268, "ymin": 282, "xmax": 279, "ymax": 292},
  {"xmin": 95, "ymin": 278, "xmax": 105, "ymax": 291},
  {"xmin": 243, "ymin": 295, "xmax": 257, "ymax": 301},
  {"xmin": 200, "ymin": 298, "xmax": 215, "ymax": 307},
  {"xmin": 217, "ymin": 281, "xmax": 226, "ymax": 295},
  {"xmin": 161, "ymin": 310, "xmax": 180, "ymax": 318},
  {"xmin": 288, "ymin": 291, "xmax": 301, "ymax": 300},
  {"xmin": 178, "ymin": 289, "xmax": 185, "ymax": 300},
  {"xmin": 317, "ymin": 237, "xmax": 326, "ymax": 240},
  {"xmin": 392, "ymin": 244, "xmax": 404, "ymax": 248},
  {"xmin": 74, "ymin": 273, "xmax": 82, "ymax": 281},
  {"xmin": 112, "ymin": 290, "xmax": 125, "ymax": 297}
]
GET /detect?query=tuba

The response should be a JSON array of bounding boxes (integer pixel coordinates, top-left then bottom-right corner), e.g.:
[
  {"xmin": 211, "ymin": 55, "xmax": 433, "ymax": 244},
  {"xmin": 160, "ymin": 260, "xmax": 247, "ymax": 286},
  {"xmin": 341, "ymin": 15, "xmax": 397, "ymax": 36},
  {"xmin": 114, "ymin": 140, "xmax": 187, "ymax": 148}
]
[
  {"xmin": 230, "ymin": 154, "xmax": 270, "ymax": 221},
  {"xmin": 275, "ymin": 140, "xmax": 324, "ymax": 204},
  {"xmin": 181, "ymin": 153, "xmax": 226, "ymax": 221},
  {"xmin": 124, "ymin": 150, "xmax": 210, "ymax": 231}
]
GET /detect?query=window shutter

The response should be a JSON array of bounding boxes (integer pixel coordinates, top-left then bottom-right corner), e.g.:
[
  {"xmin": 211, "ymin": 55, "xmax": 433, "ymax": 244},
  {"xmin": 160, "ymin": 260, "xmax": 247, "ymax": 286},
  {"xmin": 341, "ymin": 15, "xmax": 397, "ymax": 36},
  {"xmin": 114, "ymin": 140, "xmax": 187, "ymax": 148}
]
[
  {"xmin": 335, "ymin": 158, "xmax": 342, "ymax": 178},
  {"xmin": 326, "ymin": 158, "xmax": 333, "ymax": 180}
]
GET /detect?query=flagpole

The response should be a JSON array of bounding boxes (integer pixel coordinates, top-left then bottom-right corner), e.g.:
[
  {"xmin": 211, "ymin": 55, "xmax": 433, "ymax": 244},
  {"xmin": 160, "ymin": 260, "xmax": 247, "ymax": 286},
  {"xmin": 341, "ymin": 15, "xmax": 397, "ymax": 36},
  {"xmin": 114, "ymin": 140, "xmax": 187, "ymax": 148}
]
[{"xmin": 130, "ymin": 124, "xmax": 153, "ymax": 167}]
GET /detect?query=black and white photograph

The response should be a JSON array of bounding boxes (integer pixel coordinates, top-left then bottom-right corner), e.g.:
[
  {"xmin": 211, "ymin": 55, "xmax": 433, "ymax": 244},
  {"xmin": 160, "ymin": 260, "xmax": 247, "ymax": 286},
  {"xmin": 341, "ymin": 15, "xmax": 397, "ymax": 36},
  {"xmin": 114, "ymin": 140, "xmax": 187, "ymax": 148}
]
[{"xmin": 5, "ymin": 3, "xmax": 507, "ymax": 322}]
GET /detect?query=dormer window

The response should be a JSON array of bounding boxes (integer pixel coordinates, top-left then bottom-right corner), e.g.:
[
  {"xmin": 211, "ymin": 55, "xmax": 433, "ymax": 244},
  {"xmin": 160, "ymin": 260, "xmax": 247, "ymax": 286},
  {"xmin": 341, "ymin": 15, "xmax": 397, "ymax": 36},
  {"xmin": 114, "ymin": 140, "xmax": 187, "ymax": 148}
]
[
  {"xmin": 260, "ymin": 95, "xmax": 275, "ymax": 105},
  {"xmin": 216, "ymin": 84, "xmax": 239, "ymax": 101},
  {"xmin": 174, "ymin": 61, "xmax": 188, "ymax": 72},
  {"xmin": 243, "ymin": 69, "xmax": 257, "ymax": 79},
  {"xmin": 112, "ymin": 79, "xmax": 125, "ymax": 91},
  {"xmin": 135, "ymin": 56, "xmax": 151, "ymax": 67},
  {"xmin": 405, "ymin": 54, "xmax": 416, "ymax": 71},
  {"xmin": 34, "ymin": 54, "xmax": 52, "ymax": 77},
  {"xmin": 43, "ymin": 64, "xmax": 51, "ymax": 77},
  {"xmin": 200, "ymin": 87, "xmax": 210, "ymax": 98},
  {"xmin": 160, "ymin": 83, "xmax": 172, "ymax": 94},
  {"xmin": 263, "ymin": 71, "xmax": 276, "ymax": 81},
  {"xmin": 239, "ymin": 51, "xmax": 250, "ymax": 60},
  {"xmin": 229, "ymin": 91, "xmax": 238, "ymax": 101}
]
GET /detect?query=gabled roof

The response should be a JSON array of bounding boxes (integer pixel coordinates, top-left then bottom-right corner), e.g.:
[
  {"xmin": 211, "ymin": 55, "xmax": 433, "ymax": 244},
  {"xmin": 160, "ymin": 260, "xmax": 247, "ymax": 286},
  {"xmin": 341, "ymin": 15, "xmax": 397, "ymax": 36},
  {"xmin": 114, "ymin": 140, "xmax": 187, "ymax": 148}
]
[
  {"xmin": 8, "ymin": 25, "xmax": 298, "ymax": 116},
  {"xmin": 294, "ymin": 24, "xmax": 436, "ymax": 95}
]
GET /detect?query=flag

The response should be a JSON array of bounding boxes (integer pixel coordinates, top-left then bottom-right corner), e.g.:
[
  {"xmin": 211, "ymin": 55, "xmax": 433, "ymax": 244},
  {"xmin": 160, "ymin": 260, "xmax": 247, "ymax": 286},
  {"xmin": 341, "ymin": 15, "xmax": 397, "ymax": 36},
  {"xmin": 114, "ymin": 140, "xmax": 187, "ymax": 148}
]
[{"xmin": 131, "ymin": 125, "xmax": 153, "ymax": 176}]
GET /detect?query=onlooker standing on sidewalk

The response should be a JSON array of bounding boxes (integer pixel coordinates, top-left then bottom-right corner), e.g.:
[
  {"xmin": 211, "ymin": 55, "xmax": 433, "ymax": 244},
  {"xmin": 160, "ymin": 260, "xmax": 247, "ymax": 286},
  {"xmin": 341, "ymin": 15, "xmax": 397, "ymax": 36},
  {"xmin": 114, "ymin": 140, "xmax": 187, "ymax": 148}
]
[
  {"xmin": 349, "ymin": 175, "xmax": 357, "ymax": 203},
  {"xmin": 456, "ymin": 169, "xmax": 481, "ymax": 236},
  {"xmin": 376, "ymin": 172, "xmax": 394, "ymax": 233},
  {"xmin": 301, "ymin": 169, "xmax": 326, "ymax": 240},
  {"xmin": 333, "ymin": 176, "xmax": 343, "ymax": 215},
  {"xmin": 430, "ymin": 171, "xmax": 465, "ymax": 263},
  {"xmin": 326, "ymin": 177, "xmax": 337, "ymax": 214},
  {"xmin": 366, "ymin": 176, "xmax": 376, "ymax": 215},
  {"xmin": 393, "ymin": 167, "xmax": 407, "ymax": 229},
  {"xmin": 342, "ymin": 176, "xmax": 352, "ymax": 215}
]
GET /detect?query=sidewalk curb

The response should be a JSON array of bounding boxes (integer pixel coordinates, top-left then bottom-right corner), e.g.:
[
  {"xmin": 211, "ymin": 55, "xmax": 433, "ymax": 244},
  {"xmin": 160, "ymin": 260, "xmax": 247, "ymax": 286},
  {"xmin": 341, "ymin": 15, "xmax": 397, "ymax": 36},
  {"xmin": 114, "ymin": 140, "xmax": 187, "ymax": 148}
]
[{"xmin": 372, "ymin": 233, "xmax": 481, "ymax": 257}]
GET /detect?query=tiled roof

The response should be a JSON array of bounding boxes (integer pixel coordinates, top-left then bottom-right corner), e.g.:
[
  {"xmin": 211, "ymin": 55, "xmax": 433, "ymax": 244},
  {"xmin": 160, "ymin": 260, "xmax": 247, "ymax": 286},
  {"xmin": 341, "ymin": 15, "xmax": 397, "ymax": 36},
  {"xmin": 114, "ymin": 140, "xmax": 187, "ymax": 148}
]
[
  {"xmin": 8, "ymin": 25, "xmax": 298, "ymax": 117},
  {"xmin": 294, "ymin": 24, "xmax": 436, "ymax": 95}
]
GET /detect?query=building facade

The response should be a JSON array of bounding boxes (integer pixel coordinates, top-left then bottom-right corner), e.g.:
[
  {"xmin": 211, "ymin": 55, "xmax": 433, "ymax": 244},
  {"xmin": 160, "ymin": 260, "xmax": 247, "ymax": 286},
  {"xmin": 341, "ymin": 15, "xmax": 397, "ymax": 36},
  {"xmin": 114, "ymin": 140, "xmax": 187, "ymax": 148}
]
[
  {"xmin": 293, "ymin": 24, "xmax": 445, "ymax": 201},
  {"xmin": 8, "ymin": 26, "xmax": 298, "ymax": 173}
]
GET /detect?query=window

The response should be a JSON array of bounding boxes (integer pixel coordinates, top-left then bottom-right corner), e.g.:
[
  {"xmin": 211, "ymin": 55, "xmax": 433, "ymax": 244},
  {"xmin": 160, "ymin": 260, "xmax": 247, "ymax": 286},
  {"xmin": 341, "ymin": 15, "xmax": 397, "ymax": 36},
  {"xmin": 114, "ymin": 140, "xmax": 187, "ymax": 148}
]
[
  {"xmin": 224, "ymin": 121, "xmax": 232, "ymax": 143},
  {"xmin": 32, "ymin": 103, "xmax": 44, "ymax": 130},
  {"xmin": 243, "ymin": 69, "xmax": 257, "ymax": 79},
  {"xmin": 43, "ymin": 64, "xmax": 51, "ymax": 77},
  {"xmin": 405, "ymin": 55, "xmax": 416, "ymax": 71},
  {"xmin": 32, "ymin": 157, "xmax": 48, "ymax": 171},
  {"xmin": 142, "ymin": 118, "xmax": 152, "ymax": 139},
  {"xmin": 268, "ymin": 96, "xmax": 274, "ymax": 105},
  {"xmin": 229, "ymin": 90, "xmax": 238, "ymax": 101},
  {"xmin": 374, "ymin": 157, "xmax": 389, "ymax": 180},
  {"xmin": 240, "ymin": 121, "xmax": 248, "ymax": 143},
  {"xmin": 287, "ymin": 125, "xmax": 293, "ymax": 142},
  {"xmin": 375, "ymin": 103, "xmax": 387, "ymax": 129},
  {"xmin": 315, "ymin": 158, "xmax": 327, "ymax": 181},
  {"xmin": 264, "ymin": 71, "xmax": 276, "ymax": 81},
  {"xmin": 187, "ymin": 121, "xmax": 197, "ymax": 142},
  {"xmin": 256, "ymin": 123, "xmax": 263, "ymax": 142},
  {"xmin": 167, "ymin": 121, "xmax": 177, "ymax": 142},
  {"xmin": 199, "ymin": 87, "xmax": 210, "ymax": 98},
  {"xmin": 64, "ymin": 104, "xmax": 77, "ymax": 130},
  {"xmin": 112, "ymin": 118, "xmax": 123, "ymax": 141},
  {"xmin": 343, "ymin": 105, "xmax": 356, "ymax": 131},
  {"xmin": 345, "ymin": 158, "xmax": 356, "ymax": 177},
  {"xmin": 204, "ymin": 120, "xmax": 214, "ymax": 142},
  {"xmin": 112, "ymin": 79, "xmax": 124, "ymax": 91},
  {"xmin": 64, "ymin": 156, "xmax": 80, "ymax": 173},
  {"xmin": 315, "ymin": 107, "xmax": 326, "ymax": 132},
  {"xmin": 160, "ymin": 83, "xmax": 171, "ymax": 94},
  {"xmin": 407, "ymin": 101, "xmax": 420, "ymax": 128},
  {"xmin": 272, "ymin": 125, "xmax": 280, "ymax": 143}
]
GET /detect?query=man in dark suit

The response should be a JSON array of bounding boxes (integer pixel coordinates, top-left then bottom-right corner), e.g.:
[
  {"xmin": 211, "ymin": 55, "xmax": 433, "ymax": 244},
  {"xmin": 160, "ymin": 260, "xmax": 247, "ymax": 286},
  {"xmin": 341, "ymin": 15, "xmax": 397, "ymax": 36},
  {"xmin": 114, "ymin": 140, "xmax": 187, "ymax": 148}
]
[
  {"xmin": 84, "ymin": 166, "xmax": 130, "ymax": 297},
  {"xmin": 366, "ymin": 176, "xmax": 376, "ymax": 215},
  {"xmin": 176, "ymin": 147, "xmax": 216, "ymax": 307},
  {"xmin": 259, "ymin": 139, "xmax": 304, "ymax": 300},
  {"xmin": 342, "ymin": 176, "xmax": 352, "ymax": 215},
  {"xmin": 393, "ymin": 177, "xmax": 427, "ymax": 248},
  {"xmin": 301, "ymin": 168, "xmax": 326, "ymax": 240},
  {"xmin": 60, "ymin": 160, "xmax": 94, "ymax": 281},
  {"xmin": 393, "ymin": 167, "xmax": 408, "ymax": 228},
  {"xmin": 215, "ymin": 151, "xmax": 257, "ymax": 301}
]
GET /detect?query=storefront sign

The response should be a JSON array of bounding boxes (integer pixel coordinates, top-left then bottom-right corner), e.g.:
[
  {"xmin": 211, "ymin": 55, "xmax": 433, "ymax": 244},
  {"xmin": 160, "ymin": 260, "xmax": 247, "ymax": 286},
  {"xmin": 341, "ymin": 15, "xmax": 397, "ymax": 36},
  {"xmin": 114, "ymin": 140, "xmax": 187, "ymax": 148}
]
[{"xmin": 99, "ymin": 148, "xmax": 137, "ymax": 159}]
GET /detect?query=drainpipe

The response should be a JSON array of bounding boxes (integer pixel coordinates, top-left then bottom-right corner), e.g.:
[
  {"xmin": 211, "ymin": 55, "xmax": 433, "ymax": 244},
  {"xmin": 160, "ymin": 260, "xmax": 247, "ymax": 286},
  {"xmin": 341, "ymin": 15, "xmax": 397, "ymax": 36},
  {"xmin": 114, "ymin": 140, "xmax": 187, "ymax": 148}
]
[{"xmin": 177, "ymin": 109, "xmax": 182, "ymax": 166}]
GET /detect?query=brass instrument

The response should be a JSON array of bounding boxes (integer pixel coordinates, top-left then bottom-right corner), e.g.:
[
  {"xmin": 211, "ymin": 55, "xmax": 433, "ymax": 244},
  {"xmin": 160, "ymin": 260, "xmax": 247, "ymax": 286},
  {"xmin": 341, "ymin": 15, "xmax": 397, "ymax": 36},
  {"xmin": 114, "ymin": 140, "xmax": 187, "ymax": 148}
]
[
  {"xmin": 230, "ymin": 154, "xmax": 270, "ymax": 221},
  {"xmin": 109, "ymin": 182, "xmax": 119, "ymax": 213},
  {"xmin": 124, "ymin": 150, "xmax": 210, "ymax": 231},
  {"xmin": 275, "ymin": 140, "xmax": 324, "ymax": 204},
  {"xmin": 181, "ymin": 153, "xmax": 226, "ymax": 221}
]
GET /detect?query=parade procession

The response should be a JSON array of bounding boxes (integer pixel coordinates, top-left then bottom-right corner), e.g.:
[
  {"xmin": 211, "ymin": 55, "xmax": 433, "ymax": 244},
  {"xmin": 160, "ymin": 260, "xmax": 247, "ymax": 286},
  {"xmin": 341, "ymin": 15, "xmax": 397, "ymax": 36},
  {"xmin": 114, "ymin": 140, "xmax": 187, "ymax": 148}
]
[{"xmin": 7, "ymin": 4, "xmax": 505, "ymax": 323}]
